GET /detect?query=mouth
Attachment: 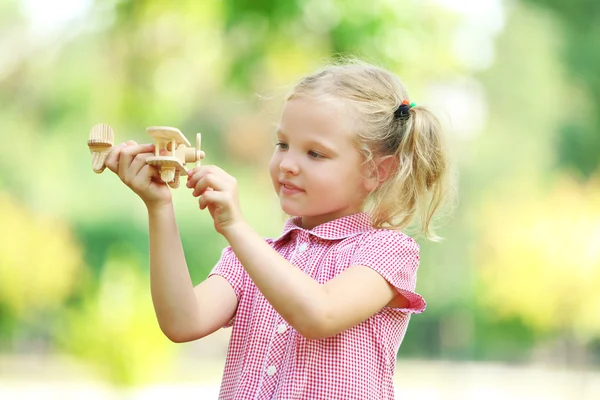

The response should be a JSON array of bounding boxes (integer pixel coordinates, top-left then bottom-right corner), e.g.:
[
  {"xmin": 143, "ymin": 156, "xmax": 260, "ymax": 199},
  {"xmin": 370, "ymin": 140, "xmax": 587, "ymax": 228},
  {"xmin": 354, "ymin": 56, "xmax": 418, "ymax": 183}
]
[{"xmin": 280, "ymin": 180, "xmax": 303, "ymax": 192}]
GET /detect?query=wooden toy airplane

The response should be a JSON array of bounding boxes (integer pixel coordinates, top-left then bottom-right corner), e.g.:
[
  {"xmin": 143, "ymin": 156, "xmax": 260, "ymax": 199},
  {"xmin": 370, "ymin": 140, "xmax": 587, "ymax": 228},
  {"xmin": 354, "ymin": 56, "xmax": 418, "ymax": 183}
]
[{"xmin": 87, "ymin": 123, "xmax": 202, "ymax": 188}]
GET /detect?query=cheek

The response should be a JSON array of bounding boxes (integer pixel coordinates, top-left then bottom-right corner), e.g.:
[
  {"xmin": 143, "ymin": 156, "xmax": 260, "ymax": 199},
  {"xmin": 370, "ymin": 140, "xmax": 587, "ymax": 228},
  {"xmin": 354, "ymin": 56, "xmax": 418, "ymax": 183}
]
[{"xmin": 268, "ymin": 156, "xmax": 279, "ymax": 180}]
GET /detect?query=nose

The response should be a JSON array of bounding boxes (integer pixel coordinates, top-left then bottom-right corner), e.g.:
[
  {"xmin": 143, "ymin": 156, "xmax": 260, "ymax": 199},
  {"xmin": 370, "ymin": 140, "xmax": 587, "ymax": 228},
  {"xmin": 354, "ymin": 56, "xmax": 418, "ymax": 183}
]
[{"xmin": 279, "ymin": 152, "xmax": 299, "ymax": 175}]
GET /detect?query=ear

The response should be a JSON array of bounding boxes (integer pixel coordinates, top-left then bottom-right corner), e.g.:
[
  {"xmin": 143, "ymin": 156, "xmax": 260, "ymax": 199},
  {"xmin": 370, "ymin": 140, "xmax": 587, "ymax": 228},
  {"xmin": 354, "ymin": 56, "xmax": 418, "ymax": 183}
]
[{"xmin": 363, "ymin": 155, "xmax": 397, "ymax": 192}]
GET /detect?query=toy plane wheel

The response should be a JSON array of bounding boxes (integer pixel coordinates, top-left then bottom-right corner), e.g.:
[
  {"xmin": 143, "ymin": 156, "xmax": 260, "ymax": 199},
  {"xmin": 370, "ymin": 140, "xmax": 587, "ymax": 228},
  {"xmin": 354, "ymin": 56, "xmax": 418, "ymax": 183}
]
[
  {"xmin": 168, "ymin": 170, "xmax": 180, "ymax": 189},
  {"xmin": 146, "ymin": 157, "xmax": 186, "ymax": 183}
]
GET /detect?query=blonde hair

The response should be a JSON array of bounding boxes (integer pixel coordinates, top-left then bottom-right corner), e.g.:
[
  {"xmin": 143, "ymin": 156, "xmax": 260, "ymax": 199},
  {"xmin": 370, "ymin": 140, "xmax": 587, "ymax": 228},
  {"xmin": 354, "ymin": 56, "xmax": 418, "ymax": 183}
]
[{"xmin": 287, "ymin": 60, "xmax": 455, "ymax": 240}]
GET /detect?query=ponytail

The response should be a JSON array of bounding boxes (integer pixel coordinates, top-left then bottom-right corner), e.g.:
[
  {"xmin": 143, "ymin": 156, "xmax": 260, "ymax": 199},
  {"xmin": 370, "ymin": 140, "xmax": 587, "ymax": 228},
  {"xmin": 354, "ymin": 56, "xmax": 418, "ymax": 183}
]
[
  {"xmin": 365, "ymin": 103, "xmax": 454, "ymax": 240},
  {"xmin": 396, "ymin": 106, "xmax": 452, "ymax": 240}
]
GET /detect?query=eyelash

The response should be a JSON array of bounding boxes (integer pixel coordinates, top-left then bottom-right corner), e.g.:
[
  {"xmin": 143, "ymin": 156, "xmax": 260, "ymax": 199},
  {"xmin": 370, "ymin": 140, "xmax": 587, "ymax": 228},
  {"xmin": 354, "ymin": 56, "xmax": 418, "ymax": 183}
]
[{"xmin": 276, "ymin": 142, "xmax": 324, "ymax": 159}]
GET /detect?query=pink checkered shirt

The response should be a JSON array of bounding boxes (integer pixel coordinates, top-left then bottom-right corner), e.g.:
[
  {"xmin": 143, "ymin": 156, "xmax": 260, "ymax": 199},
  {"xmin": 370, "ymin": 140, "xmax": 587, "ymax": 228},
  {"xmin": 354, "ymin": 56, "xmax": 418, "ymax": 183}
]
[{"xmin": 209, "ymin": 212, "xmax": 425, "ymax": 399}]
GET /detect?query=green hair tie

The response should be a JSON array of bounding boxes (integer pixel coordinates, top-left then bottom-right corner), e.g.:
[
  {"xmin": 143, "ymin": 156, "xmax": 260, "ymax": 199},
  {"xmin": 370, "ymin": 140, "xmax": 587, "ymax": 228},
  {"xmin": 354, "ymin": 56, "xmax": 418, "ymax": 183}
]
[{"xmin": 410, "ymin": 102, "xmax": 416, "ymax": 107}]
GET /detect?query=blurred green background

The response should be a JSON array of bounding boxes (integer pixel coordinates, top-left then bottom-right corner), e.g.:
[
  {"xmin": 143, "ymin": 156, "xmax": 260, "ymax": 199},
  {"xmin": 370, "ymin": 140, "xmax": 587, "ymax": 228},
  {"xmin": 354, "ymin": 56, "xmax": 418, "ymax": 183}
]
[{"xmin": 1, "ymin": 0, "xmax": 599, "ymax": 398}]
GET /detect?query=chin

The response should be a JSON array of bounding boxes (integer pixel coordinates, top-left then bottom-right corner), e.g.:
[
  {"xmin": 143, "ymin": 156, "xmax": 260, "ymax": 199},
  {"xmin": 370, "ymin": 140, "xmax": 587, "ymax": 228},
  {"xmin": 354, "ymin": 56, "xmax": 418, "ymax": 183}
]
[
  {"xmin": 280, "ymin": 202, "xmax": 315, "ymax": 220},
  {"xmin": 280, "ymin": 205, "xmax": 301, "ymax": 218}
]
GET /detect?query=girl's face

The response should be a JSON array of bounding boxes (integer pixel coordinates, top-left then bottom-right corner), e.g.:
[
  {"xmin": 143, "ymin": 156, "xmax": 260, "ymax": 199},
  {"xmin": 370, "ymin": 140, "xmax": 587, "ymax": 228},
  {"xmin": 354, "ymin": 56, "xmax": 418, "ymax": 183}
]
[{"xmin": 269, "ymin": 98, "xmax": 375, "ymax": 229}]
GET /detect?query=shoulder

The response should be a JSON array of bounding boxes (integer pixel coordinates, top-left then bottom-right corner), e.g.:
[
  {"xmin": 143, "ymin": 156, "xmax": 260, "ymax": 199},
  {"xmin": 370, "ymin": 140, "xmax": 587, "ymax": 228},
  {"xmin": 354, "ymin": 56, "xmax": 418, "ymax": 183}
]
[
  {"xmin": 349, "ymin": 229, "xmax": 420, "ymax": 271},
  {"xmin": 354, "ymin": 229, "xmax": 419, "ymax": 252}
]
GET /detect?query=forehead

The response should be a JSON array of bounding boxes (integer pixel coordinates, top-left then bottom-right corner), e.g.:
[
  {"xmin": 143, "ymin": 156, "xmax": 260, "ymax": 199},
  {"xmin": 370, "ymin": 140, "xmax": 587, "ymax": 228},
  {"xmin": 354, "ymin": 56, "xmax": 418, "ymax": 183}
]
[{"xmin": 278, "ymin": 98, "xmax": 355, "ymax": 143}]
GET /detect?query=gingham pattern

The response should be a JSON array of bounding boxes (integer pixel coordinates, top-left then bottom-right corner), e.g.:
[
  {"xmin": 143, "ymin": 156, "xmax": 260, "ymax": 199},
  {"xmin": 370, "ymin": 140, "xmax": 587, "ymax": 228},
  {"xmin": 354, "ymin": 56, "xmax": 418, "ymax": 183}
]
[{"xmin": 209, "ymin": 212, "xmax": 425, "ymax": 400}]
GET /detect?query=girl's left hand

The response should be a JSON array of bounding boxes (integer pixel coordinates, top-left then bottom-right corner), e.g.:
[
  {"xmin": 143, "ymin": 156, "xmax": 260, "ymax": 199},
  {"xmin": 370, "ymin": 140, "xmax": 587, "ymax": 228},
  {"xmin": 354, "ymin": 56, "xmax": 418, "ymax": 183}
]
[{"xmin": 186, "ymin": 166, "xmax": 245, "ymax": 235}]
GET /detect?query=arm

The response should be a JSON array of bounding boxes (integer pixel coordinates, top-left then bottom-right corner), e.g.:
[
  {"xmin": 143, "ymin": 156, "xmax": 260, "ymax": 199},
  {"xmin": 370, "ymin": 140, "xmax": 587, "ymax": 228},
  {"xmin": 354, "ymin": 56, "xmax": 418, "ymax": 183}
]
[
  {"xmin": 224, "ymin": 222, "xmax": 404, "ymax": 339},
  {"xmin": 147, "ymin": 203, "xmax": 238, "ymax": 343},
  {"xmin": 187, "ymin": 165, "xmax": 413, "ymax": 340},
  {"xmin": 104, "ymin": 142, "xmax": 237, "ymax": 343}
]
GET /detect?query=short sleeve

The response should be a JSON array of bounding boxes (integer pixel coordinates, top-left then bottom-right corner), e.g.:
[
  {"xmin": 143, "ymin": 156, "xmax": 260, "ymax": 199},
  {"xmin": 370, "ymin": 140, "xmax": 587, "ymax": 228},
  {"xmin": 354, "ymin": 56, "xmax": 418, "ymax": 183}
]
[
  {"xmin": 351, "ymin": 230, "xmax": 426, "ymax": 313},
  {"xmin": 208, "ymin": 246, "xmax": 247, "ymax": 327}
]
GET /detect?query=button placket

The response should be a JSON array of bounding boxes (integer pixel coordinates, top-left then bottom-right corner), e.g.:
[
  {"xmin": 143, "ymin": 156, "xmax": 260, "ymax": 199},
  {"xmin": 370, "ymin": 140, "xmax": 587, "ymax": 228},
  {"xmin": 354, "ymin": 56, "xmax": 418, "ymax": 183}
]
[
  {"xmin": 297, "ymin": 242, "xmax": 308, "ymax": 253},
  {"xmin": 266, "ymin": 365, "xmax": 277, "ymax": 376},
  {"xmin": 258, "ymin": 320, "xmax": 290, "ymax": 398},
  {"xmin": 290, "ymin": 232, "xmax": 310, "ymax": 264},
  {"xmin": 277, "ymin": 323, "xmax": 288, "ymax": 334}
]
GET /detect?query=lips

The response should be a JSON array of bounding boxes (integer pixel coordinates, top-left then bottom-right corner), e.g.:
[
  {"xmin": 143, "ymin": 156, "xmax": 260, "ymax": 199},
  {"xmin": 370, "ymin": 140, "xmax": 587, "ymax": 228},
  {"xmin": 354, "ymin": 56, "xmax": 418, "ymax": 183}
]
[
  {"xmin": 280, "ymin": 180, "xmax": 304, "ymax": 194},
  {"xmin": 281, "ymin": 180, "xmax": 301, "ymax": 190}
]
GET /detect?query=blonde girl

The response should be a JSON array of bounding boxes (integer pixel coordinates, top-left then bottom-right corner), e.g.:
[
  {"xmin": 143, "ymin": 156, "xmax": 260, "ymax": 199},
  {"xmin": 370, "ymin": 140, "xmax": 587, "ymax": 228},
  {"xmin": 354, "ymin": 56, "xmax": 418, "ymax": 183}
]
[{"xmin": 105, "ymin": 60, "xmax": 452, "ymax": 399}]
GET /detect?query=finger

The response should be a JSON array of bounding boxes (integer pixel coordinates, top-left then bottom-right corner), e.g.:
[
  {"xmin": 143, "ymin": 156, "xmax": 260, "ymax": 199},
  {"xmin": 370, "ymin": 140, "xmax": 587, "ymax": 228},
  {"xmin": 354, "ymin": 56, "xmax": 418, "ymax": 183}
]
[
  {"xmin": 124, "ymin": 152, "xmax": 154, "ymax": 185},
  {"xmin": 118, "ymin": 143, "xmax": 154, "ymax": 179},
  {"xmin": 104, "ymin": 140, "xmax": 143, "ymax": 174},
  {"xmin": 131, "ymin": 164, "xmax": 162, "ymax": 190},
  {"xmin": 117, "ymin": 144, "xmax": 136, "ymax": 179},
  {"xmin": 187, "ymin": 165, "xmax": 233, "ymax": 191},
  {"xmin": 105, "ymin": 143, "xmax": 127, "ymax": 173},
  {"xmin": 189, "ymin": 173, "xmax": 209, "ymax": 197},
  {"xmin": 186, "ymin": 166, "xmax": 204, "ymax": 188},
  {"xmin": 195, "ymin": 187, "xmax": 214, "ymax": 203},
  {"xmin": 198, "ymin": 189, "xmax": 223, "ymax": 210},
  {"xmin": 188, "ymin": 164, "xmax": 225, "ymax": 178},
  {"xmin": 185, "ymin": 162, "xmax": 217, "ymax": 179},
  {"xmin": 186, "ymin": 166, "xmax": 201, "ymax": 179},
  {"xmin": 191, "ymin": 172, "xmax": 231, "ymax": 197},
  {"xmin": 198, "ymin": 192, "xmax": 208, "ymax": 210}
]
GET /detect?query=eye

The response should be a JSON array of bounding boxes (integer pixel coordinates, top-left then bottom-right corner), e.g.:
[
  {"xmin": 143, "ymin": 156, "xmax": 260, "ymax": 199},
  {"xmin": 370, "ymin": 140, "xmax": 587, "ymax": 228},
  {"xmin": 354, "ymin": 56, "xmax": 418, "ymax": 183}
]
[
  {"xmin": 276, "ymin": 141, "xmax": 289, "ymax": 150},
  {"xmin": 308, "ymin": 150, "xmax": 323, "ymax": 159}
]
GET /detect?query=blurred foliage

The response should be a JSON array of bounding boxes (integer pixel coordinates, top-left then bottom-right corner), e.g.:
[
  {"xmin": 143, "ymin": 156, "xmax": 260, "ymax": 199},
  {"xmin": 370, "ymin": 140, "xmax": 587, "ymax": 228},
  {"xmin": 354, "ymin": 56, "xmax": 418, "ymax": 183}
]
[
  {"xmin": 0, "ymin": 193, "xmax": 82, "ymax": 338},
  {"xmin": 0, "ymin": 0, "xmax": 599, "ymax": 388},
  {"xmin": 57, "ymin": 246, "xmax": 175, "ymax": 386},
  {"xmin": 0, "ymin": 193, "xmax": 81, "ymax": 317},
  {"xmin": 523, "ymin": 0, "xmax": 600, "ymax": 178}
]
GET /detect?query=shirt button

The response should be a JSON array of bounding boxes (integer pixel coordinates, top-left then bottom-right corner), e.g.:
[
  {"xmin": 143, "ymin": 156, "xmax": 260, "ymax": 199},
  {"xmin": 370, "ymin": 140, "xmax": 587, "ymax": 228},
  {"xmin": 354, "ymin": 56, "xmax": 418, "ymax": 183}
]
[
  {"xmin": 277, "ymin": 324, "xmax": 287, "ymax": 334},
  {"xmin": 297, "ymin": 243, "xmax": 308, "ymax": 253},
  {"xmin": 266, "ymin": 365, "xmax": 277, "ymax": 376}
]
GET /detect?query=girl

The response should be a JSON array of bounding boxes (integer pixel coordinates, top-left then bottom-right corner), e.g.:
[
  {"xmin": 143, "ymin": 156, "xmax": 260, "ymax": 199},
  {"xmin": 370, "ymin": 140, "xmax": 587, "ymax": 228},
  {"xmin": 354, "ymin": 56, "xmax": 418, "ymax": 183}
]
[{"xmin": 105, "ymin": 61, "xmax": 451, "ymax": 399}]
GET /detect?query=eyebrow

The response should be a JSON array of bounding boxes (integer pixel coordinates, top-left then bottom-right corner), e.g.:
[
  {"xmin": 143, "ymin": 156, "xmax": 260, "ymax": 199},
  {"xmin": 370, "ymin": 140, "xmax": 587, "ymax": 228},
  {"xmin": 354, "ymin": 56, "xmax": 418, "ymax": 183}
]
[{"xmin": 277, "ymin": 130, "xmax": 338, "ymax": 156}]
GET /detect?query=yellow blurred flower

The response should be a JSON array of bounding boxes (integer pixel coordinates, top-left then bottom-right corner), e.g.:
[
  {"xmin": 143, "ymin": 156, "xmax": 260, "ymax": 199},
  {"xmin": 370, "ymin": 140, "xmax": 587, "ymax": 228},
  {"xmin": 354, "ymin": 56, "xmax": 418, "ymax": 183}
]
[
  {"xmin": 478, "ymin": 175, "xmax": 600, "ymax": 341},
  {"xmin": 0, "ymin": 193, "xmax": 82, "ymax": 316}
]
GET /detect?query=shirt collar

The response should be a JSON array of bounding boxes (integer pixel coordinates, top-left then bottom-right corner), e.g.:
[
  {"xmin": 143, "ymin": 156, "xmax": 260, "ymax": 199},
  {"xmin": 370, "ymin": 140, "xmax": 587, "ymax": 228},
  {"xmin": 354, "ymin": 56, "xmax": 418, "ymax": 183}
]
[{"xmin": 274, "ymin": 212, "xmax": 373, "ymax": 242}]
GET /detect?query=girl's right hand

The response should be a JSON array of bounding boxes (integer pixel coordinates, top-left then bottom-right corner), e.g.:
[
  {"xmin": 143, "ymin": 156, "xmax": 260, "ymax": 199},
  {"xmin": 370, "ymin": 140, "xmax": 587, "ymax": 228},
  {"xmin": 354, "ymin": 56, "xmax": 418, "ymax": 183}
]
[{"xmin": 105, "ymin": 141, "xmax": 172, "ymax": 207}]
